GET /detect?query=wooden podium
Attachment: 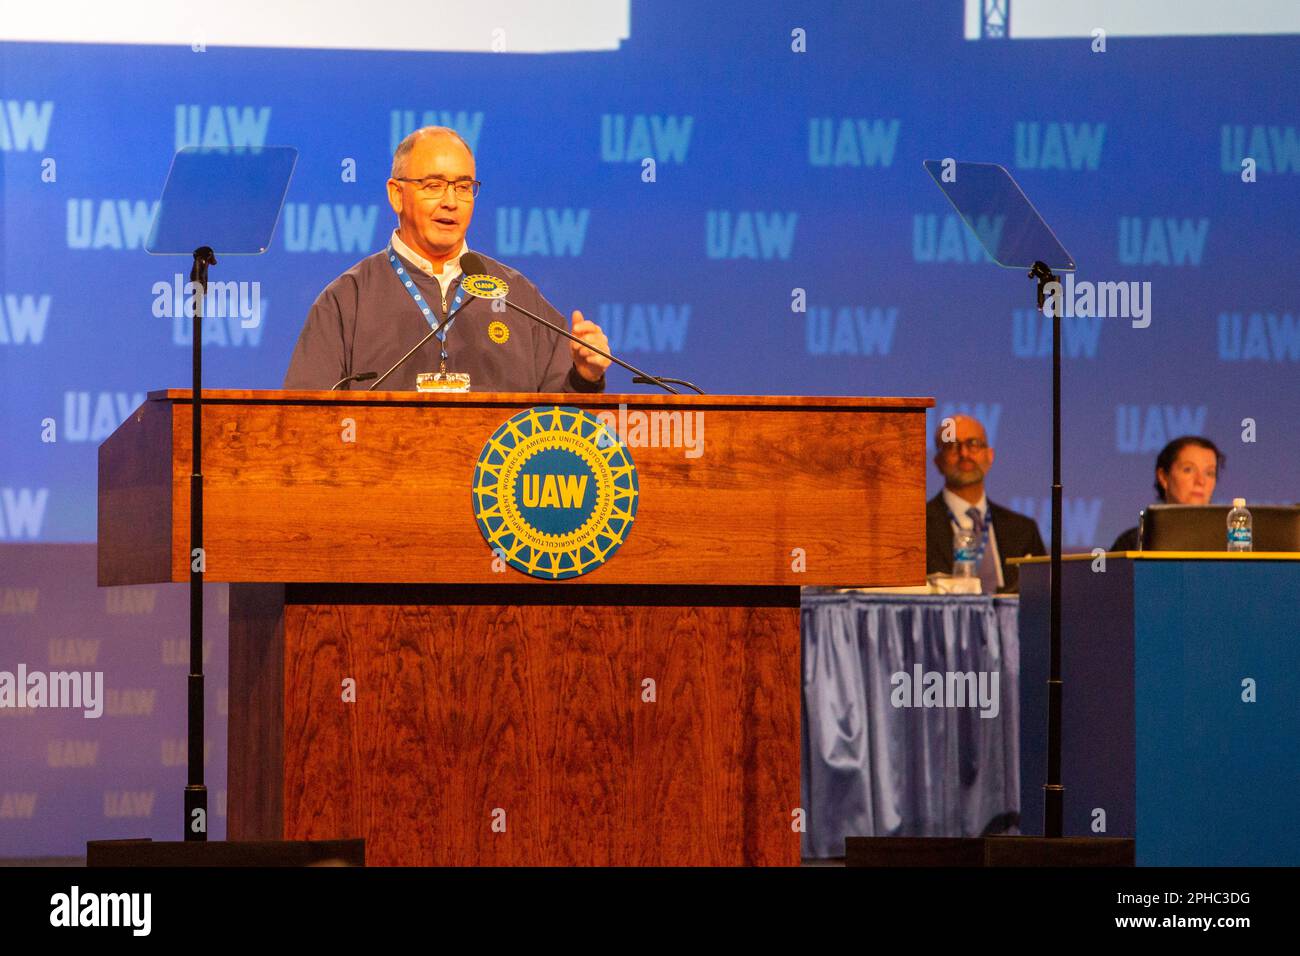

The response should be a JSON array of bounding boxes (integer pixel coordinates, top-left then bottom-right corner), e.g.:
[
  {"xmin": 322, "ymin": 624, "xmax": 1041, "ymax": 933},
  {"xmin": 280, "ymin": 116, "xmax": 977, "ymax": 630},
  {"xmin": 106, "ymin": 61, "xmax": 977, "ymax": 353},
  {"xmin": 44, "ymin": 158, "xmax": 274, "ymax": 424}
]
[{"xmin": 99, "ymin": 389, "xmax": 931, "ymax": 865}]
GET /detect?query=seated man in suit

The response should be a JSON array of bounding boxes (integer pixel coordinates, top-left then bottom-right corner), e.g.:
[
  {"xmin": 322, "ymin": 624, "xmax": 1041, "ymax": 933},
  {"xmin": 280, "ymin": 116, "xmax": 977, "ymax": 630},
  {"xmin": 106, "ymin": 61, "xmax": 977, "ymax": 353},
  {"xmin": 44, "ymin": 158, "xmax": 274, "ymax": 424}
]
[
  {"xmin": 925, "ymin": 414, "xmax": 1047, "ymax": 593},
  {"xmin": 1109, "ymin": 435, "xmax": 1224, "ymax": 551}
]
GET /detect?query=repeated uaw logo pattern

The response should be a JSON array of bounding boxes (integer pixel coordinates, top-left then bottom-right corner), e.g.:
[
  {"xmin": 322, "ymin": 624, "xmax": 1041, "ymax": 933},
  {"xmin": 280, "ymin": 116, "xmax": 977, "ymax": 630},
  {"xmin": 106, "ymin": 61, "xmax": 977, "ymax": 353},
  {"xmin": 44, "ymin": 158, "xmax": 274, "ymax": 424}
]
[{"xmin": 472, "ymin": 406, "xmax": 639, "ymax": 579}]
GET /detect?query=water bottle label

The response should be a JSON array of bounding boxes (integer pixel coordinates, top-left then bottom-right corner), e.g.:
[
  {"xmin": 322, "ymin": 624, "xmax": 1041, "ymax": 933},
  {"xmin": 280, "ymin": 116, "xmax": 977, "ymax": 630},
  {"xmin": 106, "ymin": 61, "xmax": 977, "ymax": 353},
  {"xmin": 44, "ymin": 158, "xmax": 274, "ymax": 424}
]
[
  {"xmin": 955, "ymin": 547, "xmax": 977, "ymax": 562},
  {"xmin": 1228, "ymin": 527, "xmax": 1252, "ymax": 544}
]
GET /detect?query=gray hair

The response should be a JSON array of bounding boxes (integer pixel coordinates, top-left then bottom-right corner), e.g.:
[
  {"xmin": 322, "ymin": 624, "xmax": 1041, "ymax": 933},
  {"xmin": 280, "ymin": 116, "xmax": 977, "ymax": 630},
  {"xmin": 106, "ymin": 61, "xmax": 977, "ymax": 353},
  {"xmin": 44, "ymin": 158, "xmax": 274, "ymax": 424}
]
[{"xmin": 390, "ymin": 126, "xmax": 474, "ymax": 178}]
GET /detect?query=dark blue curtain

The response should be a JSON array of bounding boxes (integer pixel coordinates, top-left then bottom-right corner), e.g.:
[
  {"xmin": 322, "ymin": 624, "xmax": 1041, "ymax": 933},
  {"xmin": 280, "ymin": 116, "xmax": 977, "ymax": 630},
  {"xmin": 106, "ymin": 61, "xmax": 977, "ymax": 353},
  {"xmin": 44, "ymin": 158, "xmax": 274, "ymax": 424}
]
[{"xmin": 801, "ymin": 592, "xmax": 1020, "ymax": 858}]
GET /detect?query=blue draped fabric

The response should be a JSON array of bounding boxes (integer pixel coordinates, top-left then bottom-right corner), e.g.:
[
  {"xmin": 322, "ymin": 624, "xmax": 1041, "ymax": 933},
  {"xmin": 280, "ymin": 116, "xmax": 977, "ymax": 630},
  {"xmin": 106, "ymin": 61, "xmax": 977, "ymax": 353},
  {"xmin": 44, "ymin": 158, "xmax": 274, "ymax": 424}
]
[{"xmin": 800, "ymin": 591, "xmax": 1021, "ymax": 858}]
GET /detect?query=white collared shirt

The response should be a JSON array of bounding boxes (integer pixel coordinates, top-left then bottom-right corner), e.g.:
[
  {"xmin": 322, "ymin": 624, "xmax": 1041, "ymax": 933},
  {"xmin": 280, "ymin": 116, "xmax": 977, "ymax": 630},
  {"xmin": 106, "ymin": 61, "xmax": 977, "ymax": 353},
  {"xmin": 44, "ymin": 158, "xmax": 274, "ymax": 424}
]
[
  {"xmin": 390, "ymin": 230, "xmax": 469, "ymax": 306},
  {"xmin": 942, "ymin": 487, "xmax": 1004, "ymax": 588}
]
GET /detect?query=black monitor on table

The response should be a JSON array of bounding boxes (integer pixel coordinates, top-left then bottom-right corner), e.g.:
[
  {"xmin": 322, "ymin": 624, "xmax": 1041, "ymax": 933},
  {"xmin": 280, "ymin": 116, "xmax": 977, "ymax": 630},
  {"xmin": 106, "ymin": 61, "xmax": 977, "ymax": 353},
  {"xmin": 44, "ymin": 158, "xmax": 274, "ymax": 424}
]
[{"xmin": 1140, "ymin": 504, "xmax": 1300, "ymax": 552}]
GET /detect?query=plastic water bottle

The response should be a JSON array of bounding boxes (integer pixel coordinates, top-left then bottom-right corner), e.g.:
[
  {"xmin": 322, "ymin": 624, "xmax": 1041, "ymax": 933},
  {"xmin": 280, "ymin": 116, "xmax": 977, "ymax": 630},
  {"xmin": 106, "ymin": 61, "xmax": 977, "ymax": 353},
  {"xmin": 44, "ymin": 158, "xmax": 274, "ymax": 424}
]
[
  {"xmin": 953, "ymin": 527, "xmax": 978, "ymax": 577},
  {"xmin": 1227, "ymin": 498, "xmax": 1253, "ymax": 552}
]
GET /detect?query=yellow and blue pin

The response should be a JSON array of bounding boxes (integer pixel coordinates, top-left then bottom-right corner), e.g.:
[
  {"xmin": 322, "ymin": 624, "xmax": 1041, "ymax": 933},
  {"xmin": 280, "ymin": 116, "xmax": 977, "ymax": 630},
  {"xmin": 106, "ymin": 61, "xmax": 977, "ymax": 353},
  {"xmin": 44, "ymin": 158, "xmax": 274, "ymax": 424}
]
[
  {"xmin": 459, "ymin": 271, "xmax": 510, "ymax": 342},
  {"xmin": 461, "ymin": 273, "xmax": 509, "ymax": 300}
]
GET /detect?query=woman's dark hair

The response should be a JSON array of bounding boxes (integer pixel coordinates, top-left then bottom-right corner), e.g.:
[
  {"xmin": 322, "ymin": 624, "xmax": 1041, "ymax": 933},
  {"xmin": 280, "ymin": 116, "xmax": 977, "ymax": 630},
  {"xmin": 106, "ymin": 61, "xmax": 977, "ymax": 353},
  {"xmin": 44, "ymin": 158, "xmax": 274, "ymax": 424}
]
[{"xmin": 1154, "ymin": 436, "xmax": 1225, "ymax": 502}]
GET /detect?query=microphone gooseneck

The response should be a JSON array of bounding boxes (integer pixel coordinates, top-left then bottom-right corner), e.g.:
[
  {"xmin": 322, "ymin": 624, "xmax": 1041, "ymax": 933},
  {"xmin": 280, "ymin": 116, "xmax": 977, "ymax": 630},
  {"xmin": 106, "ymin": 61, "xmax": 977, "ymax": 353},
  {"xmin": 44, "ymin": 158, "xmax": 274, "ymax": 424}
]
[
  {"xmin": 459, "ymin": 257, "xmax": 690, "ymax": 395},
  {"xmin": 331, "ymin": 371, "xmax": 378, "ymax": 391}
]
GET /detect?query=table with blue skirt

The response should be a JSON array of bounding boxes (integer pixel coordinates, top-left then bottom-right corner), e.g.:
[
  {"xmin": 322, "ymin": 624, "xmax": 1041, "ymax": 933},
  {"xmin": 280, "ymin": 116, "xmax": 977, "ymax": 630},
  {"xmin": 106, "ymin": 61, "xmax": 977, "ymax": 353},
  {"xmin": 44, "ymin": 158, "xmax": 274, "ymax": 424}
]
[{"xmin": 800, "ymin": 590, "xmax": 1021, "ymax": 859}]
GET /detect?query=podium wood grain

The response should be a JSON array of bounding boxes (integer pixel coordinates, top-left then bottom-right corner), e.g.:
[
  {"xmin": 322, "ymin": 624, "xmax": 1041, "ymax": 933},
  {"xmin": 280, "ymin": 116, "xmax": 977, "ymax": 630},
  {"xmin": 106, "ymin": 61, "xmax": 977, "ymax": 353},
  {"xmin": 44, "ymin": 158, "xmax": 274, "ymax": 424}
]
[
  {"xmin": 230, "ymin": 585, "xmax": 798, "ymax": 865},
  {"xmin": 101, "ymin": 389, "xmax": 933, "ymax": 865},
  {"xmin": 99, "ymin": 390, "xmax": 931, "ymax": 587}
]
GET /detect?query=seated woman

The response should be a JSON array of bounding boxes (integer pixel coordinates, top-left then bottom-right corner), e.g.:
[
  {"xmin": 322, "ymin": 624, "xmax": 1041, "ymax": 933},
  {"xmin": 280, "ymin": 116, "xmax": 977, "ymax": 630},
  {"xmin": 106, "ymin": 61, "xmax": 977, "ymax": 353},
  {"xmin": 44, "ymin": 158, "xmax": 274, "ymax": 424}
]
[{"xmin": 1110, "ymin": 435, "xmax": 1224, "ymax": 551}]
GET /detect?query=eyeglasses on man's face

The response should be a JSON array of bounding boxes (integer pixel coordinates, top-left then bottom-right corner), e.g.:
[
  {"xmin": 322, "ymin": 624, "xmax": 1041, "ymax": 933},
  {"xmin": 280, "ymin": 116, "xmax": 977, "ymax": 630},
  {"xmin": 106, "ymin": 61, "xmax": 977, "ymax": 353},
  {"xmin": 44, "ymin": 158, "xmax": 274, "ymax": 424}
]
[
  {"xmin": 939, "ymin": 438, "xmax": 989, "ymax": 455},
  {"xmin": 393, "ymin": 176, "xmax": 481, "ymax": 200}
]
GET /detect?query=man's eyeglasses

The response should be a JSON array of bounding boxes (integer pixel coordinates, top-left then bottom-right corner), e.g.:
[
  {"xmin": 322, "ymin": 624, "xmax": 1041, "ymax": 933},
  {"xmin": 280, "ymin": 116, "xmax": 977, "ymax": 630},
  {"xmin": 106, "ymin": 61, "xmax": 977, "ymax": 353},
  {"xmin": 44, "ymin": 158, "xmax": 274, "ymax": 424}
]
[
  {"xmin": 393, "ymin": 176, "xmax": 481, "ymax": 200},
  {"xmin": 938, "ymin": 438, "xmax": 989, "ymax": 455}
]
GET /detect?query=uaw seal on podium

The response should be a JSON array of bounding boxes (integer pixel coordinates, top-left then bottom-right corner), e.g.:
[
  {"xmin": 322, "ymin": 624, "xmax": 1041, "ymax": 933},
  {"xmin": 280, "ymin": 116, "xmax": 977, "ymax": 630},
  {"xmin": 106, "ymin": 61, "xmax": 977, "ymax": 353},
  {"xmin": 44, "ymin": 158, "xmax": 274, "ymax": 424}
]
[{"xmin": 472, "ymin": 406, "xmax": 639, "ymax": 579}]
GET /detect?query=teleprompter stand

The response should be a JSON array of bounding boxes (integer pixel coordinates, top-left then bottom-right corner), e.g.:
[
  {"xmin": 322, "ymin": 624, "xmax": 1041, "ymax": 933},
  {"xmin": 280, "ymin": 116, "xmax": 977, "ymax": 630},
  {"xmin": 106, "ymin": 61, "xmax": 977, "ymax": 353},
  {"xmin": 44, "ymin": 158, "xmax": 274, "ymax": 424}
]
[
  {"xmin": 845, "ymin": 162, "xmax": 1134, "ymax": 866},
  {"xmin": 87, "ymin": 146, "xmax": 361, "ymax": 866}
]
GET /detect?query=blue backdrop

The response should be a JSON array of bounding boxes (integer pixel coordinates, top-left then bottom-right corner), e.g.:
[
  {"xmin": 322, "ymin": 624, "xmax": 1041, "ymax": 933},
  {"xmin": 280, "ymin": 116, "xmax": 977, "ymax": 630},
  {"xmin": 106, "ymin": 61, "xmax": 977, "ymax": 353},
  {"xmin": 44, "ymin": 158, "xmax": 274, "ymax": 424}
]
[
  {"xmin": 2, "ymin": 0, "xmax": 1299, "ymax": 860},
  {"xmin": 2, "ymin": 0, "xmax": 1298, "ymax": 549}
]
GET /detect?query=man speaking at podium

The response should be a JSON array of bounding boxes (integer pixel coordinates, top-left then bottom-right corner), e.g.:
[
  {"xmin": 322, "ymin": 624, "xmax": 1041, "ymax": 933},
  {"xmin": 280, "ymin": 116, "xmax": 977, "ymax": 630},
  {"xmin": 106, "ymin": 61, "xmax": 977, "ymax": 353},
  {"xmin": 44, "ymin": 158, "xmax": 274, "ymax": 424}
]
[{"xmin": 284, "ymin": 126, "xmax": 610, "ymax": 392}]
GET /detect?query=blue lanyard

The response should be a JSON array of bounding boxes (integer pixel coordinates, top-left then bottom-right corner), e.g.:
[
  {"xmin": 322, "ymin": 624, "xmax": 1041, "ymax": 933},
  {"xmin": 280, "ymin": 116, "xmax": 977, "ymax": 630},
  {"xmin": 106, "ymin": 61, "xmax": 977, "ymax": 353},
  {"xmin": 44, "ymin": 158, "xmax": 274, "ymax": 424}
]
[
  {"xmin": 947, "ymin": 505, "xmax": 992, "ymax": 557},
  {"xmin": 386, "ymin": 246, "xmax": 467, "ymax": 366}
]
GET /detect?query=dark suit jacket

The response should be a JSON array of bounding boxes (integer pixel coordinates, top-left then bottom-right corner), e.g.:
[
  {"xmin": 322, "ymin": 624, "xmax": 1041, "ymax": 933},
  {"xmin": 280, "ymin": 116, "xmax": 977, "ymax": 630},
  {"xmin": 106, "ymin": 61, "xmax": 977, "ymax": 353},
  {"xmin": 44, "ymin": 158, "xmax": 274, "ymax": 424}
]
[
  {"xmin": 925, "ymin": 492, "xmax": 1048, "ymax": 594},
  {"xmin": 1110, "ymin": 527, "xmax": 1140, "ymax": 551}
]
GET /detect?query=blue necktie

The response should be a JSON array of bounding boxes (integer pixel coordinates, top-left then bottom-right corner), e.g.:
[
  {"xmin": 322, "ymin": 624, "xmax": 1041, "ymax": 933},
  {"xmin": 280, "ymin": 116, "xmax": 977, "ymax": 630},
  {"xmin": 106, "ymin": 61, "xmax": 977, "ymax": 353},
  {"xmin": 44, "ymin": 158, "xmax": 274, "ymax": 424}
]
[{"xmin": 967, "ymin": 506, "xmax": 999, "ymax": 595}]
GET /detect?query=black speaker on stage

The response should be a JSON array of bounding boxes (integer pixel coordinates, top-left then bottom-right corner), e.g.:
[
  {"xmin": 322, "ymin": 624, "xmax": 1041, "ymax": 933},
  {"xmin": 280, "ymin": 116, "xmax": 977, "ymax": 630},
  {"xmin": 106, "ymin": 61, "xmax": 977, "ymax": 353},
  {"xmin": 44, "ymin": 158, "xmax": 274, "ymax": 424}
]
[
  {"xmin": 846, "ymin": 836, "xmax": 1134, "ymax": 867},
  {"xmin": 86, "ymin": 839, "xmax": 365, "ymax": 868}
]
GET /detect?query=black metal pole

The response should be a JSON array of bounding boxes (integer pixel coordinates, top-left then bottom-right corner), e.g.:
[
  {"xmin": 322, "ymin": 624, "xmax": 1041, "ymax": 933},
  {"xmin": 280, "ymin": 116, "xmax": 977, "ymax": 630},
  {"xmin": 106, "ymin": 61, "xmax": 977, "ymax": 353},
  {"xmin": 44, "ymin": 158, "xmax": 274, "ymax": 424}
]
[
  {"xmin": 185, "ymin": 246, "xmax": 216, "ymax": 841},
  {"xmin": 1031, "ymin": 260, "xmax": 1065, "ymax": 839}
]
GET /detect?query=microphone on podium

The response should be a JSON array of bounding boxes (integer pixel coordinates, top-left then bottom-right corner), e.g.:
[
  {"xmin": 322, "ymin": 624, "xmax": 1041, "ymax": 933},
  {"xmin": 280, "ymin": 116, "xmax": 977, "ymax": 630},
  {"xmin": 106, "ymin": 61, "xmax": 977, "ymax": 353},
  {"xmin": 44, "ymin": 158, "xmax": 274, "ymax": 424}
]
[
  {"xmin": 331, "ymin": 371, "xmax": 377, "ymax": 391},
  {"xmin": 457, "ymin": 254, "xmax": 700, "ymax": 395}
]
